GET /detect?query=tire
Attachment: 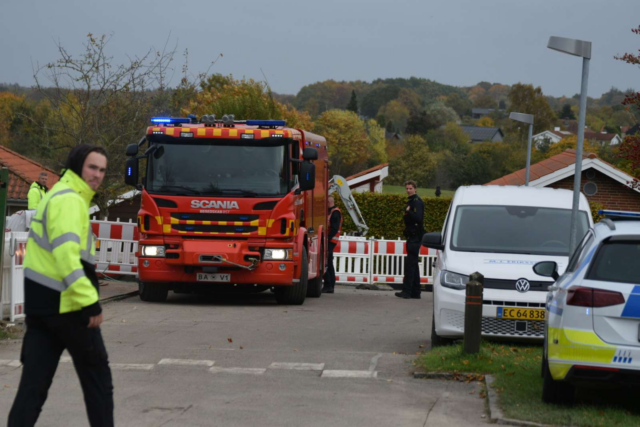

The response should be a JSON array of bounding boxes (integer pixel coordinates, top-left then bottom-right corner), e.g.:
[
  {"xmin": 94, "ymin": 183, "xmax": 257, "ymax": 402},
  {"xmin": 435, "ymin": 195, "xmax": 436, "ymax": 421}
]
[
  {"xmin": 139, "ymin": 281, "xmax": 168, "ymax": 302},
  {"xmin": 307, "ymin": 243, "xmax": 324, "ymax": 298},
  {"xmin": 430, "ymin": 311, "xmax": 455, "ymax": 348},
  {"xmin": 542, "ymin": 356, "xmax": 575, "ymax": 405},
  {"xmin": 275, "ymin": 248, "xmax": 308, "ymax": 305}
]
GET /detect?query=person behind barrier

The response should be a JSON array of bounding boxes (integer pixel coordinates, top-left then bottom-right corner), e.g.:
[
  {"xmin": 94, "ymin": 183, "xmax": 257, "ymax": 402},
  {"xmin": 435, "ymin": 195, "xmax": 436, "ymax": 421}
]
[
  {"xmin": 27, "ymin": 172, "xmax": 49, "ymax": 210},
  {"xmin": 8, "ymin": 145, "xmax": 113, "ymax": 427},
  {"xmin": 322, "ymin": 196, "xmax": 342, "ymax": 294},
  {"xmin": 396, "ymin": 180, "xmax": 425, "ymax": 300}
]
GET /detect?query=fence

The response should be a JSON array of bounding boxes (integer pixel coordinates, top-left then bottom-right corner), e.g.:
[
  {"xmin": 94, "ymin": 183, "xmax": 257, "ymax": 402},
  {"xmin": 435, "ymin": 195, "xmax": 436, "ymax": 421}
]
[
  {"xmin": 334, "ymin": 236, "xmax": 436, "ymax": 286},
  {"xmin": 1, "ymin": 232, "xmax": 29, "ymax": 321},
  {"xmin": 91, "ymin": 218, "xmax": 139, "ymax": 276}
]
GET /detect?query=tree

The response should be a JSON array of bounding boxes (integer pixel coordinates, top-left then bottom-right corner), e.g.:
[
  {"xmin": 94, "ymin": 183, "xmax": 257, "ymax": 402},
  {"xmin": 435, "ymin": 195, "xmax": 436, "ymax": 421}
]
[
  {"xmin": 313, "ymin": 110, "xmax": 370, "ymax": 176},
  {"xmin": 29, "ymin": 33, "xmax": 176, "ymax": 216},
  {"xmin": 559, "ymin": 104, "xmax": 576, "ymax": 120},
  {"xmin": 473, "ymin": 93, "xmax": 498, "ymax": 109},
  {"xmin": 365, "ymin": 119, "xmax": 387, "ymax": 166},
  {"xmin": 475, "ymin": 117, "xmax": 495, "ymax": 127},
  {"xmin": 405, "ymin": 110, "xmax": 436, "ymax": 135},
  {"xmin": 377, "ymin": 100, "xmax": 410, "ymax": 134},
  {"xmin": 388, "ymin": 135, "xmax": 436, "ymax": 187},
  {"xmin": 346, "ymin": 90, "xmax": 358, "ymax": 114},
  {"xmin": 507, "ymin": 83, "xmax": 556, "ymax": 138},
  {"xmin": 361, "ymin": 84, "xmax": 401, "ymax": 118},
  {"xmin": 545, "ymin": 135, "xmax": 601, "ymax": 158},
  {"xmin": 444, "ymin": 93, "xmax": 472, "ymax": 118},
  {"xmin": 425, "ymin": 103, "xmax": 459, "ymax": 127},
  {"xmin": 615, "ymin": 25, "xmax": 640, "ymax": 182}
]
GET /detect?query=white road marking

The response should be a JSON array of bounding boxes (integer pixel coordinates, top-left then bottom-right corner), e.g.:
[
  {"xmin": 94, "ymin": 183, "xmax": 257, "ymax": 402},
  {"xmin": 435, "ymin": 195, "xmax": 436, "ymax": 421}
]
[
  {"xmin": 268, "ymin": 362, "xmax": 325, "ymax": 371},
  {"xmin": 369, "ymin": 353, "xmax": 383, "ymax": 372},
  {"xmin": 321, "ymin": 370, "xmax": 378, "ymax": 379},
  {"xmin": 158, "ymin": 358, "xmax": 215, "ymax": 367},
  {"xmin": 209, "ymin": 367, "xmax": 266, "ymax": 375},
  {"xmin": 0, "ymin": 360, "xmax": 21, "ymax": 367},
  {"xmin": 111, "ymin": 363, "xmax": 155, "ymax": 371},
  {"xmin": 60, "ymin": 356, "xmax": 72, "ymax": 363}
]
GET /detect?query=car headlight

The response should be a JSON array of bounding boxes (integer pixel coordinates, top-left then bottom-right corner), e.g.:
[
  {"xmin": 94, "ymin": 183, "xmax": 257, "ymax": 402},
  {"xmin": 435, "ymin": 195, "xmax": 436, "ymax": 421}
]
[
  {"xmin": 264, "ymin": 249, "xmax": 292, "ymax": 260},
  {"xmin": 141, "ymin": 245, "xmax": 165, "ymax": 257},
  {"xmin": 441, "ymin": 271, "xmax": 469, "ymax": 290}
]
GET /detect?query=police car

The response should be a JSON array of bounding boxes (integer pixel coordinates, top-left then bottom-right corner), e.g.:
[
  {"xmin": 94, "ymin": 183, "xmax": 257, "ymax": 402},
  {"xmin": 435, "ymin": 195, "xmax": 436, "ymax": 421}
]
[{"xmin": 532, "ymin": 210, "xmax": 640, "ymax": 404}]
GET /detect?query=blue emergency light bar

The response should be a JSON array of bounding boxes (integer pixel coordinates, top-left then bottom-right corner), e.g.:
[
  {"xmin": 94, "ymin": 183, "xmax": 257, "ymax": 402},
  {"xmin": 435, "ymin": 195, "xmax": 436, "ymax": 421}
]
[
  {"xmin": 151, "ymin": 117, "xmax": 191, "ymax": 124},
  {"xmin": 246, "ymin": 120, "xmax": 286, "ymax": 127},
  {"xmin": 599, "ymin": 210, "xmax": 640, "ymax": 219}
]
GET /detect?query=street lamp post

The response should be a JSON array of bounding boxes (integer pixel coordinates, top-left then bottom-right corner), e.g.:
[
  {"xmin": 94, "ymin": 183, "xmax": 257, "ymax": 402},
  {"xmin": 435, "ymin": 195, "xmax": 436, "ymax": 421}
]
[
  {"xmin": 509, "ymin": 112, "xmax": 534, "ymax": 186},
  {"xmin": 547, "ymin": 36, "xmax": 592, "ymax": 254}
]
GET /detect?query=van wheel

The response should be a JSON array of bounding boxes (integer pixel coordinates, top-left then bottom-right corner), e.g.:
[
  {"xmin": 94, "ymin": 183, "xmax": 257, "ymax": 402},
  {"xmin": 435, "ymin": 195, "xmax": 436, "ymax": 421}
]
[
  {"xmin": 275, "ymin": 249, "xmax": 308, "ymax": 305},
  {"xmin": 139, "ymin": 281, "xmax": 168, "ymax": 302},
  {"xmin": 307, "ymin": 244, "xmax": 323, "ymax": 298},
  {"xmin": 430, "ymin": 312, "xmax": 454, "ymax": 348},
  {"xmin": 542, "ymin": 357, "xmax": 575, "ymax": 404}
]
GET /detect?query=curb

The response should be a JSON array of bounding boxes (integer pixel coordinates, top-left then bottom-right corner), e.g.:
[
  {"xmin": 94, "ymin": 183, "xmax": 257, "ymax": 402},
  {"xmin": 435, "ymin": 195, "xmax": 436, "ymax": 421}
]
[
  {"xmin": 338, "ymin": 283, "xmax": 433, "ymax": 292},
  {"xmin": 415, "ymin": 372, "xmax": 551, "ymax": 427},
  {"xmin": 100, "ymin": 291, "xmax": 139, "ymax": 305}
]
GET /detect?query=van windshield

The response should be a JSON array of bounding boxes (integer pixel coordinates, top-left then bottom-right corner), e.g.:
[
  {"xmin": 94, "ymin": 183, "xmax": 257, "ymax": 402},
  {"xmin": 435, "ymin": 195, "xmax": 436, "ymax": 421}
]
[{"xmin": 450, "ymin": 205, "xmax": 590, "ymax": 256}]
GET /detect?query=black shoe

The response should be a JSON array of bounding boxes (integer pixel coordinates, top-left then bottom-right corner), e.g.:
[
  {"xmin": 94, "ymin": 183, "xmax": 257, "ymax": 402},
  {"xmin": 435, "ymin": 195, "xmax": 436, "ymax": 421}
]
[
  {"xmin": 411, "ymin": 295, "xmax": 421, "ymax": 299},
  {"xmin": 395, "ymin": 292, "xmax": 411, "ymax": 299},
  {"xmin": 322, "ymin": 288, "xmax": 334, "ymax": 294}
]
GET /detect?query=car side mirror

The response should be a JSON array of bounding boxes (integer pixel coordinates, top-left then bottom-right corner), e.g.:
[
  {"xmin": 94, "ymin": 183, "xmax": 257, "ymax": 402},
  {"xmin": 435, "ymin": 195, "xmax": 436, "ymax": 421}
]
[
  {"xmin": 533, "ymin": 261, "xmax": 559, "ymax": 281},
  {"xmin": 302, "ymin": 148, "xmax": 318, "ymax": 161},
  {"xmin": 422, "ymin": 232, "xmax": 444, "ymax": 251},
  {"xmin": 299, "ymin": 161, "xmax": 316, "ymax": 191}
]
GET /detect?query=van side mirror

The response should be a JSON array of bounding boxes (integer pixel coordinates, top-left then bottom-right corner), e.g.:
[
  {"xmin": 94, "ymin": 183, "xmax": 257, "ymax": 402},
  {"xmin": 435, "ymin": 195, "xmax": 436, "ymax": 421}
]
[
  {"xmin": 126, "ymin": 144, "xmax": 138, "ymax": 157},
  {"xmin": 422, "ymin": 232, "xmax": 444, "ymax": 251},
  {"xmin": 533, "ymin": 261, "xmax": 559, "ymax": 281},
  {"xmin": 302, "ymin": 148, "xmax": 318, "ymax": 161},
  {"xmin": 125, "ymin": 157, "xmax": 139, "ymax": 187},
  {"xmin": 299, "ymin": 162, "xmax": 316, "ymax": 191}
]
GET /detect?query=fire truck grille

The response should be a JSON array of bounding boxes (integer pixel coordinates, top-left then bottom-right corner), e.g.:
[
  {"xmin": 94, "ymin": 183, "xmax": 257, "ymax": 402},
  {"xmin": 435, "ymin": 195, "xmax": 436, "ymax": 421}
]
[
  {"xmin": 172, "ymin": 224, "xmax": 258, "ymax": 233},
  {"xmin": 171, "ymin": 213, "xmax": 259, "ymax": 222},
  {"xmin": 481, "ymin": 317, "xmax": 544, "ymax": 338}
]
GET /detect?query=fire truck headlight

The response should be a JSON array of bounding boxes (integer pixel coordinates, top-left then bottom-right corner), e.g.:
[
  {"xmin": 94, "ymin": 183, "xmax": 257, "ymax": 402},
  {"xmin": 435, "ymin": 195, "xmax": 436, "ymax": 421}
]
[
  {"xmin": 264, "ymin": 249, "xmax": 292, "ymax": 260},
  {"xmin": 141, "ymin": 245, "xmax": 166, "ymax": 257}
]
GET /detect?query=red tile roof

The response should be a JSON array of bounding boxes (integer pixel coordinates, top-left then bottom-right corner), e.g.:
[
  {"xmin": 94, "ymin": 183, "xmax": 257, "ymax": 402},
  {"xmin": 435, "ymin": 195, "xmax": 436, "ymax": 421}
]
[
  {"xmin": 584, "ymin": 132, "xmax": 618, "ymax": 142},
  {"xmin": 486, "ymin": 149, "xmax": 597, "ymax": 186},
  {"xmin": 346, "ymin": 163, "xmax": 389, "ymax": 181},
  {"xmin": 0, "ymin": 145, "xmax": 59, "ymax": 201}
]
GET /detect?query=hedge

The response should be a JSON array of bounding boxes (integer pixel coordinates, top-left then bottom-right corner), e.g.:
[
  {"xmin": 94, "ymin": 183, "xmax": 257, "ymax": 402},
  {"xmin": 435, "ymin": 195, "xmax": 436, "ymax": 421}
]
[{"xmin": 338, "ymin": 193, "xmax": 604, "ymax": 240}]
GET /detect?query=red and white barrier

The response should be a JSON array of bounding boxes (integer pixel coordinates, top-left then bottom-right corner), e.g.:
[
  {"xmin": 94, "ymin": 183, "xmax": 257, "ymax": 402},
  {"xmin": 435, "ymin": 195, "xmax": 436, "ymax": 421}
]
[
  {"xmin": 91, "ymin": 219, "xmax": 139, "ymax": 276},
  {"xmin": 1, "ymin": 232, "xmax": 29, "ymax": 321}
]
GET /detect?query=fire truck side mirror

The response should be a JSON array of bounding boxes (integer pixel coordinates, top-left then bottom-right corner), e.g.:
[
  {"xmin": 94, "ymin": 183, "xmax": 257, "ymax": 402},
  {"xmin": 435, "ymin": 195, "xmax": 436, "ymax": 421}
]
[
  {"xmin": 302, "ymin": 148, "xmax": 318, "ymax": 161},
  {"xmin": 125, "ymin": 157, "xmax": 139, "ymax": 187},
  {"xmin": 126, "ymin": 144, "xmax": 139, "ymax": 156},
  {"xmin": 299, "ymin": 161, "xmax": 316, "ymax": 191}
]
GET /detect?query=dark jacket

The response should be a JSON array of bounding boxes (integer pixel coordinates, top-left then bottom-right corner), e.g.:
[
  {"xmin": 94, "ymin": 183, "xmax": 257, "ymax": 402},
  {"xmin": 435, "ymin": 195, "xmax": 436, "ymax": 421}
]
[
  {"xmin": 403, "ymin": 194, "xmax": 425, "ymax": 241},
  {"xmin": 328, "ymin": 206, "xmax": 342, "ymax": 244}
]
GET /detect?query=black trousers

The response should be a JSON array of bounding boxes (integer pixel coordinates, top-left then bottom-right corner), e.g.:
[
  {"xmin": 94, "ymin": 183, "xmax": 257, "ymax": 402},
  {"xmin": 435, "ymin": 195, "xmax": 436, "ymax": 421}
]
[
  {"xmin": 323, "ymin": 243, "xmax": 337, "ymax": 290},
  {"xmin": 8, "ymin": 313, "xmax": 114, "ymax": 427},
  {"xmin": 402, "ymin": 240, "xmax": 422, "ymax": 297}
]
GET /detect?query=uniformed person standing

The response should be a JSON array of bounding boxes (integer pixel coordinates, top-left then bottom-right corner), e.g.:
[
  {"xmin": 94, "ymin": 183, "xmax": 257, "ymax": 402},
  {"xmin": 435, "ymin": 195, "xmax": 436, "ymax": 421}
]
[
  {"xmin": 396, "ymin": 180, "xmax": 425, "ymax": 299},
  {"xmin": 322, "ymin": 196, "xmax": 342, "ymax": 294},
  {"xmin": 27, "ymin": 172, "xmax": 49, "ymax": 210},
  {"xmin": 8, "ymin": 145, "xmax": 113, "ymax": 427}
]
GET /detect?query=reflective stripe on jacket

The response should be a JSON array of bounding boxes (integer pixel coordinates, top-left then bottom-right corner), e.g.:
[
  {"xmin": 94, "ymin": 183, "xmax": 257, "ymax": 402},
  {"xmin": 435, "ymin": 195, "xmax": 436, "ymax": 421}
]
[
  {"xmin": 24, "ymin": 169, "xmax": 100, "ymax": 316},
  {"xmin": 328, "ymin": 207, "xmax": 343, "ymax": 245},
  {"xmin": 27, "ymin": 182, "xmax": 46, "ymax": 210}
]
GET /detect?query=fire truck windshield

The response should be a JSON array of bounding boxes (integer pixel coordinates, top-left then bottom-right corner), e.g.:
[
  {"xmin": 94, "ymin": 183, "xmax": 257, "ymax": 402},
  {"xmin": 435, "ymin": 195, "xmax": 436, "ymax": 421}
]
[{"xmin": 147, "ymin": 141, "xmax": 291, "ymax": 197}]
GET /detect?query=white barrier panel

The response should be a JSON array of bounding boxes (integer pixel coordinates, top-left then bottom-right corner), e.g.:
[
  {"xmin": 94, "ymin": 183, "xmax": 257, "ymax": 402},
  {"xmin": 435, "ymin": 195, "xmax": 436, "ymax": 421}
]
[
  {"xmin": 334, "ymin": 236, "xmax": 436, "ymax": 286},
  {"xmin": 1, "ymin": 232, "xmax": 29, "ymax": 321}
]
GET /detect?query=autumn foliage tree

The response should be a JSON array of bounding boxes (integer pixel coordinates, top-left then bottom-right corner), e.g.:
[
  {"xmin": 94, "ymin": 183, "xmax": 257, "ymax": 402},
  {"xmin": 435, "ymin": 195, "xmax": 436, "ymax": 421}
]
[{"xmin": 313, "ymin": 110, "xmax": 370, "ymax": 176}]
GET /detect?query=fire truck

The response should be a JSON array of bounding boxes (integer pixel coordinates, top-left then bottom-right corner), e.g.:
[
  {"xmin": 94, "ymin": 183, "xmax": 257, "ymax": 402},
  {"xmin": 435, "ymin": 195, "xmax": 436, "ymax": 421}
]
[{"xmin": 124, "ymin": 115, "xmax": 328, "ymax": 305}]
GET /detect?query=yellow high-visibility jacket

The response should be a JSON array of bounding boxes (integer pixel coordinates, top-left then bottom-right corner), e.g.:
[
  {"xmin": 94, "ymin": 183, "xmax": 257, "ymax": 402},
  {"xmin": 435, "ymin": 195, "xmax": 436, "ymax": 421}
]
[
  {"xmin": 27, "ymin": 182, "xmax": 46, "ymax": 210},
  {"xmin": 24, "ymin": 170, "xmax": 101, "ymax": 317}
]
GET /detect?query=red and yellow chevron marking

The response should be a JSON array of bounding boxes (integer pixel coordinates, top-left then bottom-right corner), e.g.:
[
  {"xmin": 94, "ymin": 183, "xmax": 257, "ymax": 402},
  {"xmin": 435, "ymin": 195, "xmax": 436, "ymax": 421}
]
[
  {"xmin": 168, "ymin": 218, "xmax": 261, "ymax": 227},
  {"xmin": 148, "ymin": 127, "xmax": 291, "ymax": 139}
]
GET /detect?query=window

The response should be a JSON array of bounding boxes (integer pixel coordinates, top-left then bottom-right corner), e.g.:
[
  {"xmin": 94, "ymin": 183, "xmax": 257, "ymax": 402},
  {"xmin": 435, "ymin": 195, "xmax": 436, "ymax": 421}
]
[{"xmin": 587, "ymin": 240, "xmax": 640, "ymax": 284}]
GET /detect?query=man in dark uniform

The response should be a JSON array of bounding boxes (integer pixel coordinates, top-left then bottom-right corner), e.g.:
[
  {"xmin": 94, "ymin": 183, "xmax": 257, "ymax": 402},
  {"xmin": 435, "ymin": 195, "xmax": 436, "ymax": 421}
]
[
  {"xmin": 322, "ymin": 196, "xmax": 342, "ymax": 294},
  {"xmin": 396, "ymin": 180, "xmax": 425, "ymax": 299}
]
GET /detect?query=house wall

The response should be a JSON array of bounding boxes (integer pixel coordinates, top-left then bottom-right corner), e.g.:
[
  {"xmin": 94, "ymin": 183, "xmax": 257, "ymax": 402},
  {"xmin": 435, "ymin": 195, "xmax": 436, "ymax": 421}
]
[
  {"xmin": 550, "ymin": 169, "xmax": 640, "ymax": 211},
  {"xmin": 95, "ymin": 195, "xmax": 141, "ymax": 222}
]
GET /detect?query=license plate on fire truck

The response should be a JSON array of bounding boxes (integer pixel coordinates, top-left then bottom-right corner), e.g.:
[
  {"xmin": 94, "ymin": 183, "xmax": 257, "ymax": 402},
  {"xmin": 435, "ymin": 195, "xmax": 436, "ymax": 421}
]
[{"xmin": 197, "ymin": 273, "xmax": 231, "ymax": 282}]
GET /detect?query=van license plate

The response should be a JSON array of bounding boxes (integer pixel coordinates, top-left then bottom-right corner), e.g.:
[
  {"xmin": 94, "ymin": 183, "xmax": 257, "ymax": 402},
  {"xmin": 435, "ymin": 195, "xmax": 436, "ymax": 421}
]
[
  {"xmin": 197, "ymin": 273, "xmax": 231, "ymax": 282},
  {"xmin": 497, "ymin": 307, "xmax": 546, "ymax": 320}
]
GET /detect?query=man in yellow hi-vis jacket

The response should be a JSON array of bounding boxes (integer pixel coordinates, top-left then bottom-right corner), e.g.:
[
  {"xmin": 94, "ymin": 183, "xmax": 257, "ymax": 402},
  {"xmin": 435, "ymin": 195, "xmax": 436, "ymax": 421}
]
[
  {"xmin": 27, "ymin": 172, "xmax": 48, "ymax": 210},
  {"xmin": 9, "ymin": 145, "xmax": 113, "ymax": 427}
]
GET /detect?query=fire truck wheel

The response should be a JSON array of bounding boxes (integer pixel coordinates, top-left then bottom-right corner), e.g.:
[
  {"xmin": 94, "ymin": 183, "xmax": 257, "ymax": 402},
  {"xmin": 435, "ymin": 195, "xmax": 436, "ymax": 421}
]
[
  {"xmin": 307, "ymin": 243, "xmax": 324, "ymax": 298},
  {"xmin": 275, "ymin": 248, "xmax": 308, "ymax": 305},
  {"xmin": 139, "ymin": 281, "xmax": 168, "ymax": 302}
]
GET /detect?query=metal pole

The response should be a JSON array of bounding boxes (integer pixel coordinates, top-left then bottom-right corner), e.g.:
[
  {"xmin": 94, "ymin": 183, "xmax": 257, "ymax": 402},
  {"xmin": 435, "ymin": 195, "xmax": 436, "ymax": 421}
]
[
  {"xmin": 569, "ymin": 57, "xmax": 590, "ymax": 254},
  {"xmin": 464, "ymin": 272, "xmax": 484, "ymax": 354},
  {"xmin": 525, "ymin": 123, "xmax": 533, "ymax": 186}
]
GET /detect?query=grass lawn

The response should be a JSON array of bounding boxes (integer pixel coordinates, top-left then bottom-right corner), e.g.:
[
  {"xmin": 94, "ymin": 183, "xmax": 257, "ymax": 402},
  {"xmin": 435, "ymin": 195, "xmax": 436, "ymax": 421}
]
[
  {"xmin": 416, "ymin": 341, "xmax": 640, "ymax": 427},
  {"xmin": 383, "ymin": 185, "xmax": 455, "ymax": 198}
]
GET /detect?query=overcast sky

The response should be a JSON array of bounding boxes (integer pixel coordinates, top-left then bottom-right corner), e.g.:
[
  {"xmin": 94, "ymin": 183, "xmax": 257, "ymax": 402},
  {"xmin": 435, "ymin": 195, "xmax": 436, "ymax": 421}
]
[{"xmin": 1, "ymin": 0, "xmax": 638, "ymax": 98}]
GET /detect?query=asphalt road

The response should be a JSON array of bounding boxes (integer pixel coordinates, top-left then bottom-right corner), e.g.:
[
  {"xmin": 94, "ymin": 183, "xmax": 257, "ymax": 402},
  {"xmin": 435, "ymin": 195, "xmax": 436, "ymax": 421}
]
[{"xmin": 0, "ymin": 287, "xmax": 488, "ymax": 427}]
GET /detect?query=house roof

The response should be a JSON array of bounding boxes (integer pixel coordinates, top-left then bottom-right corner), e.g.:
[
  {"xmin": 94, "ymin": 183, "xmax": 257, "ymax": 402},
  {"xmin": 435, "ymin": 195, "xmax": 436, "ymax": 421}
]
[
  {"xmin": 461, "ymin": 126, "xmax": 504, "ymax": 142},
  {"xmin": 564, "ymin": 120, "xmax": 594, "ymax": 134},
  {"xmin": 0, "ymin": 145, "xmax": 59, "ymax": 201},
  {"xmin": 584, "ymin": 132, "xmax": 619, "ymax": 142},
  {"xmin": 346, "ymin": 163, "xmax": 389, "ymax": 181},
  {"xmin": 471, "ymin": 108, "xmax": 494, "ymax": 115},
  {"xmin": 486, "ymin": 149, "xmax": 639, "ymax": 193},
  {"xmin": 624, "ymin": 124, "xmax": 640, "ymax": 136}
]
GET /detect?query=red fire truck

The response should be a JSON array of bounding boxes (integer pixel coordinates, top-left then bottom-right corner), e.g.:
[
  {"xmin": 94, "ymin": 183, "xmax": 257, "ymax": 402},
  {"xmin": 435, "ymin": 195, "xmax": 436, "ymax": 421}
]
[{"xmin": 124, "ymin": 115, "xmax": 328, "ymax": 305}]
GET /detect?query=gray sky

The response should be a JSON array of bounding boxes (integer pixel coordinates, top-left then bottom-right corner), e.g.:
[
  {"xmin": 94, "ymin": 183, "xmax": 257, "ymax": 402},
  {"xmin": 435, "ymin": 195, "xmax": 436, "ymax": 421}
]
[{"xmin": 1, "ymin": 0, "xmax": 639, "ymax": 98}]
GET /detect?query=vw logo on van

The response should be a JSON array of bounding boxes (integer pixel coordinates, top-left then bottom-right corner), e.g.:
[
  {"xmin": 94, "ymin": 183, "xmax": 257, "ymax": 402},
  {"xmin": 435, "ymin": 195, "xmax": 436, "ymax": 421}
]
[{"xmin": 515, "ymin": 278, "xmax": 531, "ymax": 293}]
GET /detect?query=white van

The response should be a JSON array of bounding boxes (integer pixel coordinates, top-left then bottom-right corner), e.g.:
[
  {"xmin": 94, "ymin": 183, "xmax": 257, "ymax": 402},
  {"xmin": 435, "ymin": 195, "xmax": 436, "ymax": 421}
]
[{"xmin": 422, "ymin": 186, "xmax": 594, "ymax": 345}]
